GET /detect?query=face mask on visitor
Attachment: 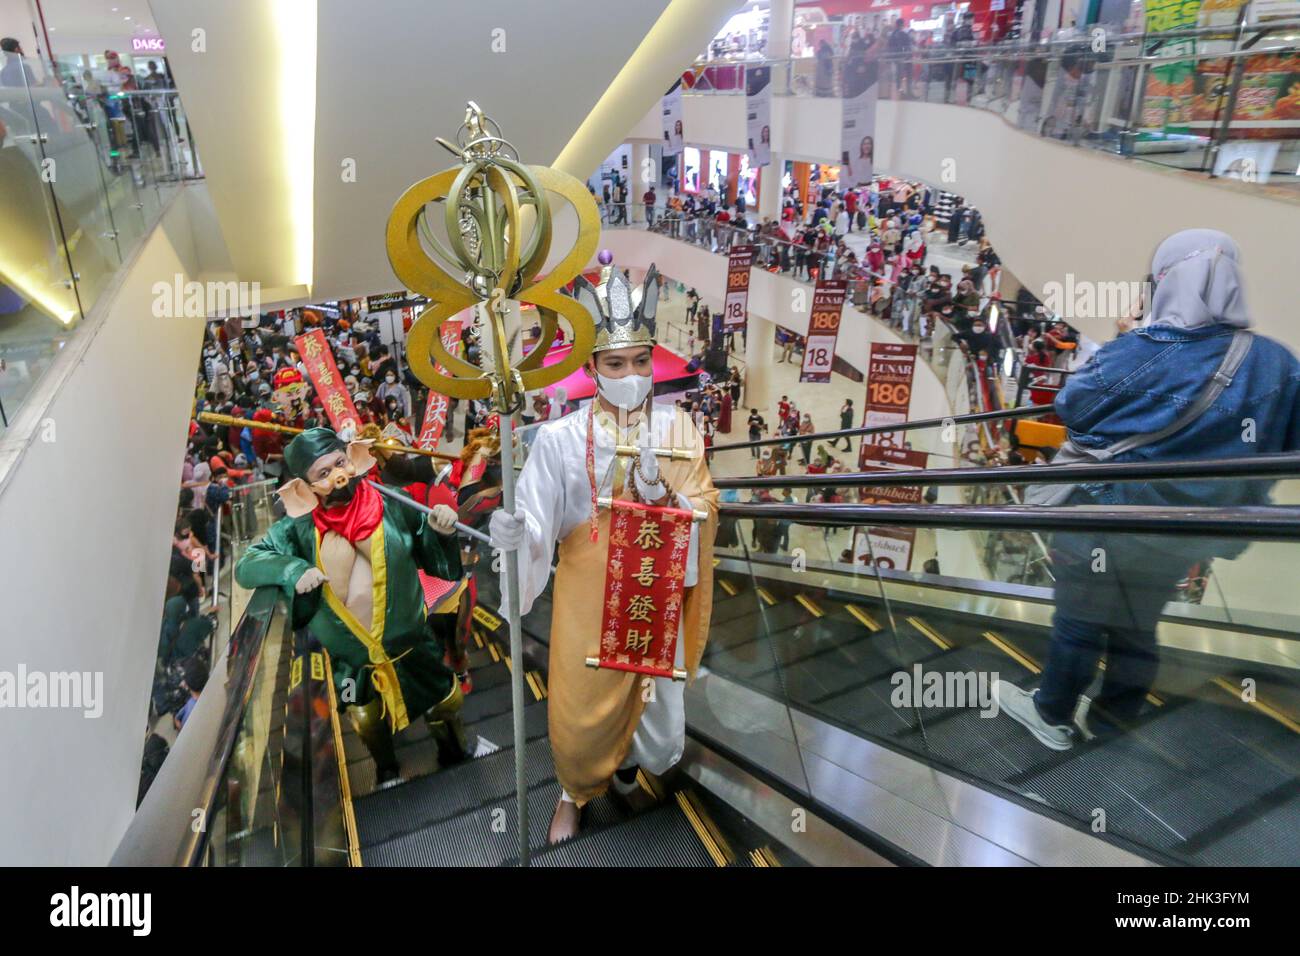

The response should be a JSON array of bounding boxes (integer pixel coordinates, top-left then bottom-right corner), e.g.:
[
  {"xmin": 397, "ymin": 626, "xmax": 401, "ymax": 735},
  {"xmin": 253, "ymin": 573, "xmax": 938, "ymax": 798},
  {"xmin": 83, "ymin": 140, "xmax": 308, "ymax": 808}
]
[
  {"xmin": 596, "ymin": 372, "xmax": 653, "ymax": 410},
  {"xmin": 385, "ymin": 374, "xmax": 396, "ymax": 384}
]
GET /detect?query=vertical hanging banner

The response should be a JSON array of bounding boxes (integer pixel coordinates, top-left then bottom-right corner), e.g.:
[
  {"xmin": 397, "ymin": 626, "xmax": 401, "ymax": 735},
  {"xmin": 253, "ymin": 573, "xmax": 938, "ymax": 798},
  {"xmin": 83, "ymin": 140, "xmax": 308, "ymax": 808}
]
[
  {"xmin": 840, "ymin": 46, "xmax": 879, "ymax": 187},
  {"xmin": 415, "ymin": 318, "xmax": 462, "ymax": 449},
  {"xmin": 853, "ymin": 445, "xmax": 930, "ymax": 571},
  {"xmin": 592, "ymin": 500, "xmax": 694, "ymax": 680},
  {"xmin": 746, "ymin": 65, "xmax": 772, "ymax": 168},
  {"xmin": 723, "ymin": 245, "xmax": 754, "ymax": 332},
  {"xmin": 800, "ymin": 278, "xmax": 847, "ymax": 383},
  {"xmin": 858, "ymin": 342, "xmax": 917, "ymax": 468},
  {"xmin": 662, "ymin": 82, "xmax": 684, "ymax": 154},
  {"xmin": 295, "ymin": 329, "xmax": 361, "ymax": 435}
]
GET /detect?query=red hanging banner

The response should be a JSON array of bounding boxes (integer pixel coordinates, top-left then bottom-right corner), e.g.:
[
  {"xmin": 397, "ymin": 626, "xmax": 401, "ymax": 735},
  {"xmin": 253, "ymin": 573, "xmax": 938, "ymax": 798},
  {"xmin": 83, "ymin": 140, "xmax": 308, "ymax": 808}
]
[
  {"xmin": 799, "ymin": 278, "xmax": 847, "ymax": 384},
  {"xmin": 858, "ymin": 342, "xmax": 917, "ymax": 468},
  {"xmin": 591, "ymin": 500, "xmax": 694, "ymax": 681},
  {"xmin": 854, "ymin": 444, "xmax": 930, "ymax": 571},
  {"xmin": 415, "ymin": 319, "xmax": 462, "ymax": 450},
  {"xmin": 723, "ymin": 244, "xmax": 754, "ymax": 332},
  {"xmin": 294, "ymin": 329, "xmax": 362, "ymax": 435}
]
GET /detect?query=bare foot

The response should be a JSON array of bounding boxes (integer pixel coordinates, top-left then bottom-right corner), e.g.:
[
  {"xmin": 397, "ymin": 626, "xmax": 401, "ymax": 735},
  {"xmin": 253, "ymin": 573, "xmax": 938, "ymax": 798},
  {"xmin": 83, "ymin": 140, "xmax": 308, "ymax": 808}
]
[{"xmin": 548, "ymin": 797, "xmax": 581, "ymax": 844}]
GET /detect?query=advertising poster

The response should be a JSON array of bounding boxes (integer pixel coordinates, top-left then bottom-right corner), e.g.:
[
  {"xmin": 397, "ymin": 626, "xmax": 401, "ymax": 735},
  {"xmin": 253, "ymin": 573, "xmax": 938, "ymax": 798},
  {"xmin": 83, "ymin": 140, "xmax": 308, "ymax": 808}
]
[
  {"xmin": 840, "ymin": 47, "xmax": 879, "ymax": 186},
  {"xmin": 723, "ymin": 245, "xmax": 754, "ymax": 332},
  {"xmin": 852, "ymin": 445, "xmax": 929, "ymax": 571},
  {"xmin": 662, "ymin": 82, "xmax": 684, "ymax": 154},
  {"xmin": 799, "ymin": 278, "xmax": 847, "ymax": 384},
  {"xmin": 858, "ymin": 342, "xmax": 918, "ymax": 469},
  {"xmin": 746, "ymin": 65, "xmax": 772, "ymax": 168}
]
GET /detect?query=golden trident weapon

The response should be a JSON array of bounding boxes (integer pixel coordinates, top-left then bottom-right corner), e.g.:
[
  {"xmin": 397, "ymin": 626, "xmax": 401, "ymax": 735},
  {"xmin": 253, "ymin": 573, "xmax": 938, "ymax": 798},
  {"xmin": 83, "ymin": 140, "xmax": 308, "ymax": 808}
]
[{"xmin": 385, "ymin": 103, "xmax": 599, "ymax": 867}]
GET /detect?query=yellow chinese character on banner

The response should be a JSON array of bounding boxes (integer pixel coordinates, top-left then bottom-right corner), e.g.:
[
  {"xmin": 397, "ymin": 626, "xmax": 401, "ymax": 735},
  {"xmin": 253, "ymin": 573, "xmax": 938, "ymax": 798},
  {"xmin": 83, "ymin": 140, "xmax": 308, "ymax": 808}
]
[
  {"xmin": 635, "ymin": 519, "xmax": 664, "ymax": 550},
  {"xmin": 328, "ymin": 393, "xmax": 348, "ymax": 417},
  {"xmin": 302, "ymin": 336, "xmax": 323, "ymax": 359},
  {"xmin": 624, "ymin": 629, "xmax": 653, "ymax": 654},
  {"xmin": 633, "ymin": 556, "xmax": 659, "ymax": 587},
  {"xmin": 626, "ymin": 594, "xmax": 656, "ymax": 622}
]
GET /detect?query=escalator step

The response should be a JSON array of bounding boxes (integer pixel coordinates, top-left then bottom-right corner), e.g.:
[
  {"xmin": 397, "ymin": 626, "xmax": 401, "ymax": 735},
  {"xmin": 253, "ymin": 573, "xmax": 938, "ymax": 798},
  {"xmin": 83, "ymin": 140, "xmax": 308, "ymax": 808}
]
[
  {"xmin": 530, "ymin": 803, "xmax": 720, "ymax": 867},
  {"xmin": 364, "ymin": 780, "xmax": 629, "ymax": 867},
  {"xmin": 461, "ymin": 680, "xmax": 516, "ymax": 724},
  {"xmin": 353, "ymin": 736, "xmax": 555, "ymax": 847},
  {"xmin": 470, "ymin": 699, "xmax": 550, "ymax": 750}
]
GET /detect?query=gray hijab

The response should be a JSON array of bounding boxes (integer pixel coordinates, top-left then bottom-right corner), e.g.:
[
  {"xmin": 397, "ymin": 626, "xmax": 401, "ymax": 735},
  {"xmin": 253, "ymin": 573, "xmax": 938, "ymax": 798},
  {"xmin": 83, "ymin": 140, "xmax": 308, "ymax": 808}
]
[{"xmin": 1145, "ymin": 228, "xmax": 1249, "ymax": 331}]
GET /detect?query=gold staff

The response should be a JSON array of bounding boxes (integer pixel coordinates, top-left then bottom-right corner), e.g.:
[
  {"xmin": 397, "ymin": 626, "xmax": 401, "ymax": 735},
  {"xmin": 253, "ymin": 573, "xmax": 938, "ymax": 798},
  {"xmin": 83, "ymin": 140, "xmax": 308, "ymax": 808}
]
[
  {"xmin": 384, "ymin": 103, "xmax": 600, "ymax": 868},
  {"xmin": 197, "ymin": 411, "xmax": 458, "ymax": 462}
]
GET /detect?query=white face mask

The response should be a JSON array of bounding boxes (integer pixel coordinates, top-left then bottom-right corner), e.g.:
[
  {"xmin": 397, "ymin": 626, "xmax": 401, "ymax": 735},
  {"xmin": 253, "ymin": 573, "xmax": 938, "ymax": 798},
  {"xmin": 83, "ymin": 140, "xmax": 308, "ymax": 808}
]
[{"xmin": 596, "ymin": 372, "xmax": 652, "ymax": 410}]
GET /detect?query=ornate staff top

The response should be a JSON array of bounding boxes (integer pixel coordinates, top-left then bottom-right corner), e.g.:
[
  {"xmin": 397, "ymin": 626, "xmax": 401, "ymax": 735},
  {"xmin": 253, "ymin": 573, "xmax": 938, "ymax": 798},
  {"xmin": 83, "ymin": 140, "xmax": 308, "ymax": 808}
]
[{"xmin": 385, "ymin": 102, "xmax": 601, "ymax": 413}]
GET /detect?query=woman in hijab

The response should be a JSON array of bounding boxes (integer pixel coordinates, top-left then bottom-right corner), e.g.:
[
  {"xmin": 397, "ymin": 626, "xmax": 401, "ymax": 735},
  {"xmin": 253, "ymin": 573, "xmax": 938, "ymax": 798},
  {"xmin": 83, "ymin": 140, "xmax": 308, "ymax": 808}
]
[{"xmin": 994, "ymin": 228, "xmax": 1300, "ymax": 752}]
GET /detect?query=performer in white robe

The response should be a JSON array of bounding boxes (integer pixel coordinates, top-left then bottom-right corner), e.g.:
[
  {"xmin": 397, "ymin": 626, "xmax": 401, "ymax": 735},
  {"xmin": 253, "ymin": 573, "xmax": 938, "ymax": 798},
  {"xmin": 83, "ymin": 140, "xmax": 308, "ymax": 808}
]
[{"xmin": 490, "ymin": 261, "xmax": 717, "ymax": 843}]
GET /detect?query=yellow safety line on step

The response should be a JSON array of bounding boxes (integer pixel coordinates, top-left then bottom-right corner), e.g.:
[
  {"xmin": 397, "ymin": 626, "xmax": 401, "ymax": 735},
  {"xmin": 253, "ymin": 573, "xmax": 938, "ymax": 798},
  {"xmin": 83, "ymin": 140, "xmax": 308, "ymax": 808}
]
[
  {"xmin": 756, "ymin": 587, "xmax": 777, "ymax": 606},
  {"xmin": 795, "ymin": 594, "xmax": 823, "ymax": 617},
  {"xmin": 474, "ymin": 630, "xmax": 484, "ymax": 650},
  {"xmin": 487, "ymin": 641, "xmax": 500, "ymax": 663},
  {"xmin": 636, "ymin": 768, "xmax": 663, "ymax": 802},
  {"xmin": 524, "ymin": 672, "xmax": 541, "ymax": 701},
  {"xmin": 846, "ymin": 604, "xmax": 881, "ymax": 632},
  {"xmin": 718, "ymin": 578, "xmax": 737, "ymax": 596},
  {"xmin": 908, "ymin": 616, "xmax": 952, "ymax": 651},
  {"xmin": 980, "ymin": 630, "xmax": 1041, "ymax": 674},
  {"xmin": 1213, "ymin": 677, "xmax": 1300, "ymax": 735},
  {"xmin": 674, "ymin": 791, "xmax": 729, "ymax": 867}
]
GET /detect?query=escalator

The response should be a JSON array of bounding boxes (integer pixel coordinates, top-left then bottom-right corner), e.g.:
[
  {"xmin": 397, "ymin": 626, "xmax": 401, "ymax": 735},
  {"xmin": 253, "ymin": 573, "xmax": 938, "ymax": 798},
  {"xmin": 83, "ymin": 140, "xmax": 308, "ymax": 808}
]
[
  {"xmin": 700, "ymin": 552, "xmax": 1300, "ymax": 866},
  {"xmin": 341, "ymin": 620, "xmax": 802, "ymax": 867}
]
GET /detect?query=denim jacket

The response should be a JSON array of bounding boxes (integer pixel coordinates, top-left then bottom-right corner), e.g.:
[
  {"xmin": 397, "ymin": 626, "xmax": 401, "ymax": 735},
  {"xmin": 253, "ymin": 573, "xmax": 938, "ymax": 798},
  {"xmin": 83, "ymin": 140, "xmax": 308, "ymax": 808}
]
[{"xmin": 1056, "ymin": 324, "xmax": 1300, "ymax": 509}]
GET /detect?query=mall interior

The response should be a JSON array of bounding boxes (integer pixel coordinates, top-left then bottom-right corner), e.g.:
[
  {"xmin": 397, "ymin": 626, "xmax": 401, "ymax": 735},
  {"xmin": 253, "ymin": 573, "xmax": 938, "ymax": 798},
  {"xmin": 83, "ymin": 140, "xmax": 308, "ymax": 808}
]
[{"xmin": 2, "ymin": 0, "xmax": 1300, "ymax": 871}]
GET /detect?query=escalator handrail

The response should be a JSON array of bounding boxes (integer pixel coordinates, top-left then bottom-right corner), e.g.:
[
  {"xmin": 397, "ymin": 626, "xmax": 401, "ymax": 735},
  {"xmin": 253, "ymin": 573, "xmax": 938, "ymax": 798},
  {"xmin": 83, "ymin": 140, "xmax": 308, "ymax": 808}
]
[
  {"xmin": 719, "ymin": 501, "xmax": 1300, "ymax": 540},
  {"xmin": 109, "ymin": 586, "xmax": 284, "ymax": 866},
  {"xmin": 715, "ymin": 451, "xmax": 1300, "ymax": 490},
  {"xmin": 708, "ymin": 404, "xmax": 1055, "ymax": 455}
]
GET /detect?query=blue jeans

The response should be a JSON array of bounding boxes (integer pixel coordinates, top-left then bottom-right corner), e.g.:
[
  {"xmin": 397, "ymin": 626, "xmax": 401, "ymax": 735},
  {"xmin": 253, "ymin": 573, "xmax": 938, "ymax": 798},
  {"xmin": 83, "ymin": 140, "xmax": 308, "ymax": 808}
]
[
  {"xmin": 1034, "ymin": 612, "xmax": 1161, "ymax": 730},
  {"xmin": 1033, "ymin": 533, "xmax": 1186, "ymax": 729}
]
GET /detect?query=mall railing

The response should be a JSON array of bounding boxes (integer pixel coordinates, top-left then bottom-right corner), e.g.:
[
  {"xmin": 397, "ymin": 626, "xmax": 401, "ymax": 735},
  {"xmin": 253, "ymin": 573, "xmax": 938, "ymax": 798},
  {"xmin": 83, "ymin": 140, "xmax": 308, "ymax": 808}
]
[
  {"xmin": 703, "ymin": 482, "xmax": 1300, "ymax": 864},
  {"xmin": 0, "ymin": 68, "xmax": 203, "ymax": 437},
  {"xmin": 683, "ymin": 17, "xmax": 1300, "ymax": 191}
]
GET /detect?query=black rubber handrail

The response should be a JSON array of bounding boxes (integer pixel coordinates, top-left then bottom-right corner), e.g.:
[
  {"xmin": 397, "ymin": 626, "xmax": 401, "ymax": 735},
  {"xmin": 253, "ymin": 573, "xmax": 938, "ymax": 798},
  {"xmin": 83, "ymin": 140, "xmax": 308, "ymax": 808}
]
[
  {"xmin": 715, "ymin": 452, "xmax": 1300, "ymax": 490},
  {"xmin": 719, "ymin": 501, "xmax": 1300, "ymax": 540},
  {"xmin": 708, "ymin": 404, "xmax": 1055, "ymax": 454}
]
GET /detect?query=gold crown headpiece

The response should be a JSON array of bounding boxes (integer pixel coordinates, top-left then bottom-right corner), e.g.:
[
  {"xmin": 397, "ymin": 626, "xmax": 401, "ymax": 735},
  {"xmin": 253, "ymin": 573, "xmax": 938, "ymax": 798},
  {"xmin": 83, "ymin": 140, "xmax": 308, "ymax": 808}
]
[{"xmin": 571, "ymin": 258, "xmax": 660, "ymax": 353}]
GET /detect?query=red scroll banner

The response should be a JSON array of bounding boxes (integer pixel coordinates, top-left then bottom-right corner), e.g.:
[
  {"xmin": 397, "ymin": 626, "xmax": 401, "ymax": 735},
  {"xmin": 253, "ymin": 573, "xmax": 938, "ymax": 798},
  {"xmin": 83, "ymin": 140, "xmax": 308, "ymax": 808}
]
[
  {"xmin": 415, "ymin": 318, "xmax": 462, "ymax": 450},
  {"xmin": 723, "ymin": 244, "xmax": 754, "ymax": 332},
  {"xmin": 799, "ymin": 278, "xmax": 847, "ymax": 383},
  {"xmin": 294, "ymin": 329, "xmax": 361, "ymax": 435},
  {"xmin": 858, "ymin": 342, "xmax": 918, "ymax": 468},
  {"xmin": 593, "ymin": 499, "xmax": 694, "ymax": 681}
]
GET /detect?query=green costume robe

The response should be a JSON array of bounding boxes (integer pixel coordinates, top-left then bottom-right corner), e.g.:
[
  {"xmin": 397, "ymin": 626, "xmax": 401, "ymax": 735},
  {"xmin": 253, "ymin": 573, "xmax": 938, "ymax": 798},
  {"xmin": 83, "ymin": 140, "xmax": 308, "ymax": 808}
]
[{"xmin": 235, "ymin": 497, "xmax": 462, "ymax": 731}]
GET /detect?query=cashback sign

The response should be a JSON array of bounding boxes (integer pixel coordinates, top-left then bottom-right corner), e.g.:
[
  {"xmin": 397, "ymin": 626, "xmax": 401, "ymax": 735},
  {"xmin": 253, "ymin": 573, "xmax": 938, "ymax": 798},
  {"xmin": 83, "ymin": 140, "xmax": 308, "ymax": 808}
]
[
  {"xmin": 858, "ymin": 342, "xmax": 917, "ymax": 468},
  {"xmin": 723, "ymin": 245, "xmax": 754, "ymax": 331},
  {"xmin": 799, "ymin": 278, "xmax": 847, "ymax": 384}
]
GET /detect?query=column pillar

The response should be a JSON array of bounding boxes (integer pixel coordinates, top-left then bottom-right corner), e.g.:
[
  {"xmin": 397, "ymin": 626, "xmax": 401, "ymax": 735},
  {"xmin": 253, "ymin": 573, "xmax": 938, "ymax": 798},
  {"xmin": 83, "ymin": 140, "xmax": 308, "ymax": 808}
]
[
  {"xmin": 743, "ymin": 315, "xmax": 775, "ymax": 412},
  {"xmin": 768, "ymin": 0, "xmax": 795, "ymax": 91},
  {"xmin": 631, "ymin": 142, "xmax": 651, "ymax": 223},
  {"xmin": 759, "ymin": 152, "xmax": 784, "ymax": 220}
]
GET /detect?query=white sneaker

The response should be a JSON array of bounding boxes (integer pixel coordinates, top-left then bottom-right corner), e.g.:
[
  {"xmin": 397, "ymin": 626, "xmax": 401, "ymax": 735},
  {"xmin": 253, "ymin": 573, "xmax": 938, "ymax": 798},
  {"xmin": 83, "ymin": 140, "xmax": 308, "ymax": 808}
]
[
  {"xmin": 1073, "ymin": 695, "xmax": 1094, "ymax": 742},
  {"xmin": 993, "ymin": 680, "xmax": 1073, "ymax": 751}
]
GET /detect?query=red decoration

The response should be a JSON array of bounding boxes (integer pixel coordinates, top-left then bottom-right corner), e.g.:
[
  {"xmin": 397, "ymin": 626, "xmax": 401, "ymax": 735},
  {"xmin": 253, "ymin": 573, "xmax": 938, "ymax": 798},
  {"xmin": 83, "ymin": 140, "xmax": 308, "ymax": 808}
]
[
  {"xmin": 594, "ymin": 499, "xmax": 693, "ymax": 680},
  {"xmin": 311, "ymin": 477, "xmax": 383, "ymax": 543},
  {"xmin": 294, "ymin": 330, "xmax": 362, "ymax": 434}
]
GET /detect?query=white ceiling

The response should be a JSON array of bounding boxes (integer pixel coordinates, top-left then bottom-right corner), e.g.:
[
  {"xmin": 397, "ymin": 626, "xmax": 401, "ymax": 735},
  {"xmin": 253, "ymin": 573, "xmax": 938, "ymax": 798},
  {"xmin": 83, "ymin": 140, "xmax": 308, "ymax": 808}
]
[
  {"xmin": 149, "ymin": 0, "xmax": 742, "ymax": 306},
  {"xmin": 38, "ymin": 0, "xmax": 159, "ymax": 37}
]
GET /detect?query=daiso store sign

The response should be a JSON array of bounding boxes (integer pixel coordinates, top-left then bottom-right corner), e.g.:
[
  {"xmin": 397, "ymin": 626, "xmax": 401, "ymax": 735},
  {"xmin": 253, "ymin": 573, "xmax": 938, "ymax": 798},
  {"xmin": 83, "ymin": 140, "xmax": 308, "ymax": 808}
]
[{"xmin": 131, "ymin": 36, "xmax": 165, "ymax": 54}]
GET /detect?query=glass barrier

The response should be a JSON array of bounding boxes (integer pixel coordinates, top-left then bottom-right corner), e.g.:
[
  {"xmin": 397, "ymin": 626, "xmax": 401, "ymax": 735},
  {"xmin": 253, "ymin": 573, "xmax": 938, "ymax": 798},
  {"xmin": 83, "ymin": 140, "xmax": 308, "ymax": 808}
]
[
  {"xmin": 0, "ymin": 6, "xmax": 203, "ymax": 436},
  {"xmin": 703, "ymin": 500, "xmax": 1300, "ymax": 865},
  {"xmin": 680, "ymin": 19, "xmax": 1300, "ymax": 193}
]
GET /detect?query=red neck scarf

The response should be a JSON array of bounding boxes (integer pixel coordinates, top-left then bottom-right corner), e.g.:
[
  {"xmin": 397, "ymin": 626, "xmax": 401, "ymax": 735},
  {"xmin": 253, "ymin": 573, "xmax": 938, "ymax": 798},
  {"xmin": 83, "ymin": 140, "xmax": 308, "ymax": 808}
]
[{"xmin": 311, "ymin": 476, "xmax": 383, "ymax": 542}]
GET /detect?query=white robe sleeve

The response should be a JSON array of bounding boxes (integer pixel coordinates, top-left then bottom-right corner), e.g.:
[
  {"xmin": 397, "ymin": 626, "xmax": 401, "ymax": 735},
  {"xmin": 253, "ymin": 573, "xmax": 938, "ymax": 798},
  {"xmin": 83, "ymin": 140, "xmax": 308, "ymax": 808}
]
[
  {"xmin": 501, "ymin": 424, "xmax": 566, "ymax": 618},
  {"xmin": 676, "ymin": 491, "xmax": 700, "ymax": 589}
]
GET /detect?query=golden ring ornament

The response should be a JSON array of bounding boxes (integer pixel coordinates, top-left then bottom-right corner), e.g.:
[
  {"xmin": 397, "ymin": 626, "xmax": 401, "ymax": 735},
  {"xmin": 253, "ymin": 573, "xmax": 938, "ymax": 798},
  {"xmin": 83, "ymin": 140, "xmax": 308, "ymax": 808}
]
[{"xmin": 384, "ymin": 102, "xmax": 601, "ymax": 410}]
